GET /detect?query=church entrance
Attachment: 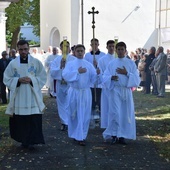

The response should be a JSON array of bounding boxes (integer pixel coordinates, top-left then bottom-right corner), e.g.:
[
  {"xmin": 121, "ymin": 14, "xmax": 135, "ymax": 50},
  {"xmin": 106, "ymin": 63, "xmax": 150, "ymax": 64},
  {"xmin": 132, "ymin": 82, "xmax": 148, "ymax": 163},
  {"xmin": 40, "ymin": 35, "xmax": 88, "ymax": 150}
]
[{"xmin": 50, "ymin": 27, "xmax": 60, "ymax": 47}]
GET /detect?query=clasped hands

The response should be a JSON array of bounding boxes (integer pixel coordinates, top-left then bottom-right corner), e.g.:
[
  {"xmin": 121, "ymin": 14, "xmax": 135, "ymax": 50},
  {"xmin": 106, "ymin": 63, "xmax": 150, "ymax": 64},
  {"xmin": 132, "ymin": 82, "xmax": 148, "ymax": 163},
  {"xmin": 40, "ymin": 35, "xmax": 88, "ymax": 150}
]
[{"xmin": 19, "ymin": 76, "xmax": 31, "ymax": 84}]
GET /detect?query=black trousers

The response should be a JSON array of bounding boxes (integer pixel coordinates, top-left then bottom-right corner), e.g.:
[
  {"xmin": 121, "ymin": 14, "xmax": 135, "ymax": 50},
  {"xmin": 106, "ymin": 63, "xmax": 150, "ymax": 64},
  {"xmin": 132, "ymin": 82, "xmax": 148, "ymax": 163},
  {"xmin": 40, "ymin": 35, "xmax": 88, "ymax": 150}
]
[
  {"xmin": 91, "ymin": 88, "xmax": 101, "ymax": 110},
  {"xmin": 145, "ymin": 71, "xmax": 152, "ymax": 94},
  {"xmin": 0, "ymin": 82, "xmax": 7, "ymax": 103}
]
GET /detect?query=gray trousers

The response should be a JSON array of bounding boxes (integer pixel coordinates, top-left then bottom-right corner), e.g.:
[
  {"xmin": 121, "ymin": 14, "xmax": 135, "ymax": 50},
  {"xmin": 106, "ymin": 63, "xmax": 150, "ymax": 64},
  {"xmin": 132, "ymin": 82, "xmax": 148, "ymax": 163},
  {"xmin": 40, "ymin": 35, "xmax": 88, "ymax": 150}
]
[{"xmin": 156, "ymin": 73, "xmax": 166, "ymax": 96}]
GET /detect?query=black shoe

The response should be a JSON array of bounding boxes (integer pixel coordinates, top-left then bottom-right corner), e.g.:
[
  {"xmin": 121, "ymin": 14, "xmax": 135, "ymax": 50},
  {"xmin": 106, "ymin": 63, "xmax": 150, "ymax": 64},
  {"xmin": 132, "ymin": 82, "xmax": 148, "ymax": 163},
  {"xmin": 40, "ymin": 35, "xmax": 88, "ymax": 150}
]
[
  {"xmin": 78, "ymin": 140, "xmax": 86, "ymax": 146},
  {"xmin": 118, "ymin": 137, "xmax": 127, "ymax": 145},
  {"xmin": 111, "ymin": 136, "xmax": 117, "ymax": 145},
  {"xmin": 61, "ymin": 124, "xmax": 67, "ymax": 131}
]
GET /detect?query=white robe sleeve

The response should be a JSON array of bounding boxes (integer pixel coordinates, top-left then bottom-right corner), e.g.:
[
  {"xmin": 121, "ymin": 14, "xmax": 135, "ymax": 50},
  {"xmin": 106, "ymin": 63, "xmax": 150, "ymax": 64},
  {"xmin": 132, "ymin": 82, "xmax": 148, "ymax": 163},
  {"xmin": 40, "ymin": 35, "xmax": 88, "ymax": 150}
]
[
  {"xmin": 62, "ymin": 62, "xmax": 79, "ymax": 82},
  {"xmin": 102, "ymin": 66, "xmax": 114, "ymax": 90},
  {"xmin": 50, "ymin": 57, "xmax": 63, "ymax": 80},
  {"xmin": 126, "ymin": 63, "xmax": 140, "ymax": 88}
]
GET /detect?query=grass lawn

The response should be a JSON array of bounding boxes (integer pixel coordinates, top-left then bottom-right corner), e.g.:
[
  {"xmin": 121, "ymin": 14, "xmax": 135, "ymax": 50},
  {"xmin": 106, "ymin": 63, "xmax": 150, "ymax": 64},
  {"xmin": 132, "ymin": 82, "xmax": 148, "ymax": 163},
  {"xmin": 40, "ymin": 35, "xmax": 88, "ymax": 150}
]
[
  {"xmin": 134, "ymin": 90, "xmax": 170, "ymax": 162},
  {"xmin": 0, "ymin": 92, "xmax": 169, "ymax": 162}
]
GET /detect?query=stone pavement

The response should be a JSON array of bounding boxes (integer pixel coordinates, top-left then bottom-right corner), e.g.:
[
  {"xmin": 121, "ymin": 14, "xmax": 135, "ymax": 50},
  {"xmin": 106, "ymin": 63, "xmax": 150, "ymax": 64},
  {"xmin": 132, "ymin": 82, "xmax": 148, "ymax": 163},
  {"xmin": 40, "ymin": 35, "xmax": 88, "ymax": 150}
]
[{"xmin": 0, "ymin": 92, "xmax": 170, "ymax": 170}]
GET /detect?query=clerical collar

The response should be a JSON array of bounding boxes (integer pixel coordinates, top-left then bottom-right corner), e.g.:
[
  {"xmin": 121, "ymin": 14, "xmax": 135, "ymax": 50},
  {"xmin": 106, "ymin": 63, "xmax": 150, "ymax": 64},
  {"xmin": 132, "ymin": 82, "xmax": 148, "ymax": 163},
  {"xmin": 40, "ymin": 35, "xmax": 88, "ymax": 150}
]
[
  {"xmin": 90, "ymin": 50, "xmax": 100, "ymax": 55},
  {"xmin": 20, "ymin": 57, "xmax": 28, "ymax": 63}
]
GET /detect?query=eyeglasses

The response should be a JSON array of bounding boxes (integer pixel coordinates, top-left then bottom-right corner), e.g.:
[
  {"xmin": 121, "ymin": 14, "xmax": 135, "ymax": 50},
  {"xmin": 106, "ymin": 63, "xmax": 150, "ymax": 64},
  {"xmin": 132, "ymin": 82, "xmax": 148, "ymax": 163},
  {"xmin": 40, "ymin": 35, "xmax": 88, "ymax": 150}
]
[{"xmin": 19, "ymin": 48, "xmax": 29, "ymax": 51}]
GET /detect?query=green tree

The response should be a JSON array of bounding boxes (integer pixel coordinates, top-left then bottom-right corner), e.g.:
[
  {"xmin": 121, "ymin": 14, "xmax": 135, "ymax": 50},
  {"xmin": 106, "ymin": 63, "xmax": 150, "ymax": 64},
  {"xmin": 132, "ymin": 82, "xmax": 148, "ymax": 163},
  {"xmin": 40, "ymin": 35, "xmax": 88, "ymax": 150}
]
[
  {"xmin": 5, "ymin": 0, "xmax": 40, "ymax": 49},
  {"xmin": 28, "ymin": 0, "xmax": 40, "ymax": 37}
]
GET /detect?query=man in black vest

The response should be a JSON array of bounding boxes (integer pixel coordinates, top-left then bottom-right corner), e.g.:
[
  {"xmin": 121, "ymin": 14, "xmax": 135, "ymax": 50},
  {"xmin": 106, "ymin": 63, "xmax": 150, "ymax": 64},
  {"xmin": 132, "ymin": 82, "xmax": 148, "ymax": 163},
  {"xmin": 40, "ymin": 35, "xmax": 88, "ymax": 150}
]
[
  {"xmin": 0, "ymin": 51, "xmax": 11, "ymax": 104},
  {"xmin": 144, "ymin": 47, "xmax": 156, "ymax": 94}
]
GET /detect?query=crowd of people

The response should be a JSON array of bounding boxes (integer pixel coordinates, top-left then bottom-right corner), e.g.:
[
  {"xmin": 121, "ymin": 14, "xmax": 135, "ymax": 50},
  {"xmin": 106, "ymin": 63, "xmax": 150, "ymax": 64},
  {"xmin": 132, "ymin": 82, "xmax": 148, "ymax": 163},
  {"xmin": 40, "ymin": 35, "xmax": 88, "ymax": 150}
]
[
  {"xmin": 131, "ymin": 46, "xmax": 169, "ymax": 97},
  {"xmin": 0, "ymin": 38, "xmax": 169, "ymax": 149}
]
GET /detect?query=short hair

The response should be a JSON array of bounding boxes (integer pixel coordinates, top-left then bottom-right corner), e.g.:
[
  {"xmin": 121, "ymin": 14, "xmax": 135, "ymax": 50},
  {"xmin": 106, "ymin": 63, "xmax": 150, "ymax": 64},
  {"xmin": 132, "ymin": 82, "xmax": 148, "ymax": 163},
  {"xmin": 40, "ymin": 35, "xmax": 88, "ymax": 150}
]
[
  {"xmin": 71, "ymin": 45, "xmax": 76, "ymax": 51},
  {"xmin": 158, "ymin": 46, "xmax": 164, "ymax": 53},
  {"xmin": 90, "ymin": 38, "xmax": 99, "ymax": 43},
  {"xmin": 1, "ymin": 51, "xmax": 8, "ymax": 56},
  {"xmin": 150, "ymin": 46, "xmax": 156, "ymax": 53},
  {"xmin": 106, "ymin": 40, "xmax": 115, "ymax": 46},
  {"xmin": 75, "ymin": 44, "xmax": 86, "ymax": 50},
  {"xmin": 17, "ymin": 40, "xmax": 29, "ymax": 47},
  {"xmin": 116, "ymin": 41, "xmax": 127, "ymax": 49},
  {"xmin": 60, "ymin": 40, "xmax": 70, "ymax": 47}
]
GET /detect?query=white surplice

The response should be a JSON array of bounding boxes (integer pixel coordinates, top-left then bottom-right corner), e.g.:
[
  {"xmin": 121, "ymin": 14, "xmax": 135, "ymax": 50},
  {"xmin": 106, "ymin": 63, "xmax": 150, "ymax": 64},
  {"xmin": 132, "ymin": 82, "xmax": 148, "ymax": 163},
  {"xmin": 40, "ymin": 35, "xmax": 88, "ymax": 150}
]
[
  {"xmin": 62, "ymin": 58, "xmax": 97, "ymax": 141},
  {"xmin": 44, "ymin": 54, "xmax": 60, "ymax": 96},
  {"xmin": 98, "ymin": 53, "xmax": 115, "ymax": 128},
  {"xmin": 102, "ymin": 57, "xmax": 140, "ymax": 140},
  {"xmin": 3, "ymin": 55, "xmax": 47, "ymax": 115},
  {"xmin": 50, "ymin": 55, "xmax": 76, "ymax": 125}
]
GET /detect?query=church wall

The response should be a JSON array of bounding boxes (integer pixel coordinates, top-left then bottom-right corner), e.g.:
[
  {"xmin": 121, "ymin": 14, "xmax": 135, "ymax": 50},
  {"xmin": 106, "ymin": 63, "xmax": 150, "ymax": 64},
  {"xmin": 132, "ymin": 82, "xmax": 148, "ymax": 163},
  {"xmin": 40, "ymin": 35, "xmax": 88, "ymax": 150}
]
[
  {"xmin": 83, "ymin": 0, "xmax": 156, "ymax": 52},
  {"xmin": 40, "ymin": 0, "xmax": 71, "ymax": 51},
  {"xmin": 41, "ymin": 0, "xmax": 157, "ymax": 53},
  {"xmin": 71, "ymin": 0, "xmax": 81, "ymax": 46}
]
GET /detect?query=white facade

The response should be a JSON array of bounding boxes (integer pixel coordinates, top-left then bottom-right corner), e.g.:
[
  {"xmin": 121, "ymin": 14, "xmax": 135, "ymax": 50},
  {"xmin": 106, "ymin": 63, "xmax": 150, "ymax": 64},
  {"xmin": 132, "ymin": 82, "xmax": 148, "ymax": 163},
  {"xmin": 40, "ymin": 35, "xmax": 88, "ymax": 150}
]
[
  {"xmin": 40, "ymin": 0, "xmax": 170, "ymax": 53},
  {"xmin": 0, "ymin": 1, "xmax": 10, "ymax": 54},
  {"xmin": 20, "ymin": 24, "xmax": 40, "ymax": 42}
]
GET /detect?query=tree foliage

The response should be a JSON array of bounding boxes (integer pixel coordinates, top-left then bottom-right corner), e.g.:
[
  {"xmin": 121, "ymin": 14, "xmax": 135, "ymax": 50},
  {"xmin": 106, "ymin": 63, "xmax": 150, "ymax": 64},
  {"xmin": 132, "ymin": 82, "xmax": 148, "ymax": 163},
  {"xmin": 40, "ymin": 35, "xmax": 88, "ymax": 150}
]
[
  {"xmin": 28, "ymin": 0, "xmax": 40, "ymax": 36},
  {"xmin": 5, "ymin": 0, "xmax": 40, "ymax": 49}
]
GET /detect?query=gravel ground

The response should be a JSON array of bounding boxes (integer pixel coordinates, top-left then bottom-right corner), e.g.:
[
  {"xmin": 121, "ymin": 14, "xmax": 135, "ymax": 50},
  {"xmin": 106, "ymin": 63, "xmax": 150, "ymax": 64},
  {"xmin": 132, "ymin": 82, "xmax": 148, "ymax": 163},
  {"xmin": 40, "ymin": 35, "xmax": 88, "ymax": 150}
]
[{"xmin": 0, "ymin": 96, "xmax": 170, "ymax": 170}]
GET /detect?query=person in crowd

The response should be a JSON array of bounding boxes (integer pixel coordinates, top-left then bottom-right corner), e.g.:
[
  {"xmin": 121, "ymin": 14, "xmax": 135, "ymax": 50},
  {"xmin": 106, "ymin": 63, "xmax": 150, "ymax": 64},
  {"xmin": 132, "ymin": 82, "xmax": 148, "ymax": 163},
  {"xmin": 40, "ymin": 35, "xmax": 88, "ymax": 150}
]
[
  {"xmin": 84, "ymin": 38, "xmax": 105, "ymax": 115},
  {"xmin": 44, "ymin": 47, "xmax": 60, "ymax": 97},
  {"xmin": 9, "ymin": 49, "xmax": 17, "ymax": 60},
  {"xmin": 3, "ymin": 40, "xmax": 47, "ymax": 150},
  {"xmin": 0, "ymin": 51, "xmax": 11, "ymax": 104},
  {"xmin": 70, "ymin": 45, "xmax": 76, "ymax": 57},
  {"xmin": 138, "ymin": 53, "xmax": 146, "ymax": 93},
  {"xmin": 154, "ymin": 46, "xmax": 167, "ymax": 97},
  {"xmin": 166, "ymin": 49, "xmax": 170, "ymax": 84},
  {"xmin": 98, "ymin": 40, "xmax": 115, "ymax": 129},
  {"xmin": 31, "ymin": 48, "xmax": 43, "ymax": 63},
  {"xmin": 132, "ymin": 54, "xmax": 139, "ymax": 68},
  {"xmin": 62, "ymin": 44, "xmax": 100, "ymax": 146},
  {"xmin": 42, "ymin": 46, "xmax": 53, "ymax": 64},
  {"xmin": 144, "ymin": 47, "xmax": 156, "ymax": 94},
  {"xmin": 149, "ymin": 54, "xmax": 159, "ymax": 95},
  {"xmin": 50, "ymin": 40, "xmax": 75, "ymax": 131},
  {"xmin": 130, "ymin": 51, "xmax": 136, "ymax": 60},
  {"xmin": 135, "ymin": 48, "xmax": 142, "ymax": 59},
  {"xmin": 102, "ymin": 42, "xmax": 140, "ymax": 145}
]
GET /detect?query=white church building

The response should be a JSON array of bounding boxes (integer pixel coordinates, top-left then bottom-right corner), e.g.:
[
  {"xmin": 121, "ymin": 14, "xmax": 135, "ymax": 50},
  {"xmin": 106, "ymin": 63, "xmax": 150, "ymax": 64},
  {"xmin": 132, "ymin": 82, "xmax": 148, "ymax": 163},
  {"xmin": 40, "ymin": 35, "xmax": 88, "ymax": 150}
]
[
  {"xmin": 40, "ymin": 0, "xmax": 170, "ymax": 53},
  {"xmin": 0, "ymin": 0, "xmax": 169, "ymax": 53}
]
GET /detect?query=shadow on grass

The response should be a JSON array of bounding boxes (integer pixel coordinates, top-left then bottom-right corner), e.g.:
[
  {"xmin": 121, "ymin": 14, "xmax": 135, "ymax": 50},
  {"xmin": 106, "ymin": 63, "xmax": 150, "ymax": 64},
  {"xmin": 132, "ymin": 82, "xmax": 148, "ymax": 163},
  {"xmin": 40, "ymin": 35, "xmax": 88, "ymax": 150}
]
[
  {"xmin": 136, "ymin": 118, "xmax": 170, "ymax": 137},
  {"xmin": 134, "ymin": 91, "xmax": 170, "ymax": 160}
]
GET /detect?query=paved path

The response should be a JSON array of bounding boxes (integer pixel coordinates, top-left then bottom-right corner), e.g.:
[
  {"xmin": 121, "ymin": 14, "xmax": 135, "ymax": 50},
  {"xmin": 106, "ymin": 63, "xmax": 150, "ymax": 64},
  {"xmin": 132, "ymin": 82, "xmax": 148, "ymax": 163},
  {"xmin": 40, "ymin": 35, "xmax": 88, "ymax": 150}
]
[{"xmin": 0, "ymin": 95, "xmax": 170, "ymax": 170}]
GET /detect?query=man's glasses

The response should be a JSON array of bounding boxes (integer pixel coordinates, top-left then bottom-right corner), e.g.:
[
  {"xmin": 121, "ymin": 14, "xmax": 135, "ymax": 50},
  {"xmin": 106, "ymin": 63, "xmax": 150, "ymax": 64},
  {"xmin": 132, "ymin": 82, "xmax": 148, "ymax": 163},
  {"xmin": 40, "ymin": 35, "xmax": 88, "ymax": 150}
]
[{"xmin": 18, "ymin": 48, "xmax": 29, "ymax": 51}]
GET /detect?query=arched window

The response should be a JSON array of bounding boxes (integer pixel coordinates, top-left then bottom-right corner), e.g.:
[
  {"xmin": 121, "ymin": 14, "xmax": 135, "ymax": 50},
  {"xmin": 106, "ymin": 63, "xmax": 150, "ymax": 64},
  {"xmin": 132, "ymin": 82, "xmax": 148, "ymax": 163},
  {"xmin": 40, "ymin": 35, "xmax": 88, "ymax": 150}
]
[{"xmin": 49, "ymin": 27, "xmax": 60, "ymax": 47}]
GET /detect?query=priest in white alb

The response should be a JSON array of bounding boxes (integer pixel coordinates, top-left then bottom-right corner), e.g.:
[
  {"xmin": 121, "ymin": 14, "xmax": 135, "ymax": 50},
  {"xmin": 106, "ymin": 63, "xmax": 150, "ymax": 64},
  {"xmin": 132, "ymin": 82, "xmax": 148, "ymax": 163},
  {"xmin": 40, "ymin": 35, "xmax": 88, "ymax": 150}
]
[{"xmin": 3, "ymin": 40, "xmax": 47, "ymax": 150}]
